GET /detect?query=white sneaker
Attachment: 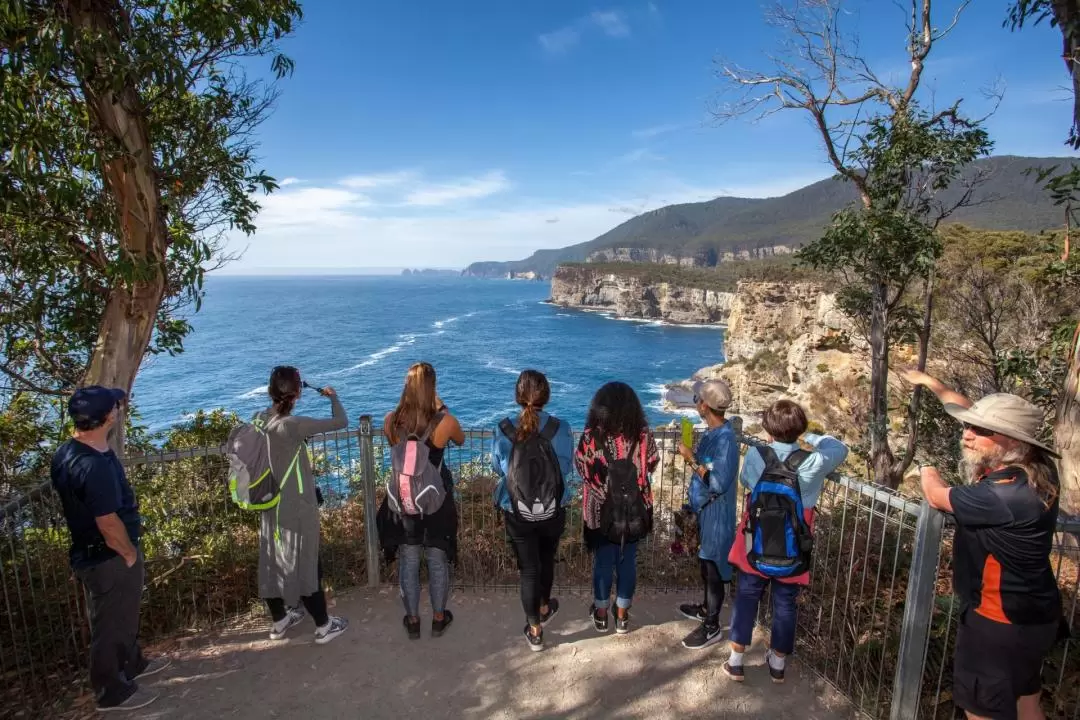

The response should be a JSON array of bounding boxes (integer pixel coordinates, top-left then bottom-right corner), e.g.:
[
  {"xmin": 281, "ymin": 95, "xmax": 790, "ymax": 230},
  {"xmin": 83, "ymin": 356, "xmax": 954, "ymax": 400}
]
[
  {"xmin": 315, "ymin": 616, "xmax": 349, "ymax": 645},
  {"xmin": 269, "ymin": 606, "xmax": 306, "ymax": 640}
]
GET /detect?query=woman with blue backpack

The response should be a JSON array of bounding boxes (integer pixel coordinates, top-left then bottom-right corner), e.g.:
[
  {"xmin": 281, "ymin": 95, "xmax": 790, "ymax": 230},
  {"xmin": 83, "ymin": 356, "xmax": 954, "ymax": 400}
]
[
  {"xmin": 675, "ymin": 379, "xmax": 741, "ymax": 650},
  {"xmin": 491, "ymin": 370, "xmax": 575, "ymax": 651},
  {"xmin": 723, "ymin": 399, "xmax": 848, "ymax": 683},
  {"xmin": 382, "ymin": 362, "xmax": 465, "ymax": 641},
  {"xmin": 575, "ymin": 382, "xmax": 659, "ymax": 635}
]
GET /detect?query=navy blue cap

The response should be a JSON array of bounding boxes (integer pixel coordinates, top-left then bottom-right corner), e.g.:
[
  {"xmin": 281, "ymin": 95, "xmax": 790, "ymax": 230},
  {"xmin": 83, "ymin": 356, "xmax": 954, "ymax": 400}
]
[{"xmin": 69, "ymin": 386, "xmax": 127, "ymax": 423}]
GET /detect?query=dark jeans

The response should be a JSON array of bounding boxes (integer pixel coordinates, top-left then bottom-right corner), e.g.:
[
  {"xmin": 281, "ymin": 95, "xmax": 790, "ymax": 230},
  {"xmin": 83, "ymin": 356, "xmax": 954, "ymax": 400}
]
[
  {"xmin": 700, "ymin": 559, "xmax": 726, "ymax": 627},
  {"xmin": 593, "ymin": 540, "xmax": 638, "ymax": 610},
  {"xmin": 729, "ymin": 572, "xmax": 801, "ymax": 655},
  {"xmin": 265, "ymin": 560, "xmax": 328, "ymax": 627},
  {"xmin": 76, "ymin": 553, "xmax": 146, "ymax": 707},
  {"xmin": 505, "ymin": 512, "xmax": 565, "ymax": 625}
]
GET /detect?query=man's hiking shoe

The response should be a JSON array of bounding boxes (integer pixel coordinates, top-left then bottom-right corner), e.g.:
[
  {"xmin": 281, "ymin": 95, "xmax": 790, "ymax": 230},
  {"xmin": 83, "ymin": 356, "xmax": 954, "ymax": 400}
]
[
  {"xmin": 523, "ymin": 624, "xmax": 544, "ymax": 652},
  {"xmin": 269, "ymin": 606, "xmax": 306, "ymax": 640},
  {"xmin": 403, "ymin": 615, "xmax": 421, "ymax": 640},
  {"xmin": 315, "ymin": 616, "xmax": 348, "ymax": 645},
  {"xmin": 722, "ymin": 661, "xmax": 745, "ymax": 682},
  {"xmin": 615, "ymin": 609, "xmax": 630, "ymax": 635},
  {"xmin": 132, "ymin": 656, "xmax": 171, "ymax": 680},
  {"xmin": 679, "ymin": 603, "xmax": 707, "ymax": 623},
  {"xmin": 98, "ymin": 687, "xmax": 159, "ymax": 712},
  {"xmin": 682, "ymin": 623, "xmax": 723, "ymax": 649},
  {"xmin": 590, "ymin": 604, "xmax": 609, "ymax": 632},
  {"xmin": 540, "ymin": 598, "xmax": 560, "ymax": 626},
  {"xmin": 765, "ymin": 649, "xmax": 786, "ymax": 684},
  {"xmin": 431, "ymin": 610, "xmax": 454, "ymax": 638}
]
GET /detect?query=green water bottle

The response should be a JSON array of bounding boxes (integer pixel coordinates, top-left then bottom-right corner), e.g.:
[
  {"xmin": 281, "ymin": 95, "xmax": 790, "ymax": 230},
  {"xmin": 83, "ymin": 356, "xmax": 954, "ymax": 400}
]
[{"xmin": 680, "ymin": 416, "xmax": 694, "ymax": 449}]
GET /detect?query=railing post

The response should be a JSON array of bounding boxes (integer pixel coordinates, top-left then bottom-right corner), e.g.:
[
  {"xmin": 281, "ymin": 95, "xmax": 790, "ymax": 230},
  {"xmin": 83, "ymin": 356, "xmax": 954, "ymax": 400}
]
[
  {"xmin": 890, "ymin": 501, "xmax": 945, "ymax": 720},
  {"xmin": 359, "ymin": 416, "xmax": 380, "ymax": 589}
]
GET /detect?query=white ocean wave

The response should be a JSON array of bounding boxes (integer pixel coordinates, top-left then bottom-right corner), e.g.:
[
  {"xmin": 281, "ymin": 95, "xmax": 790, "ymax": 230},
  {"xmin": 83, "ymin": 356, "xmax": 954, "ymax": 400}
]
[
  {"xmin": 238, "ymin": 385, "xmax": 267, "ymax": 399},
  {"xmin": 325, "ymin": 334, "xmax": 419, "ymax": 375}
]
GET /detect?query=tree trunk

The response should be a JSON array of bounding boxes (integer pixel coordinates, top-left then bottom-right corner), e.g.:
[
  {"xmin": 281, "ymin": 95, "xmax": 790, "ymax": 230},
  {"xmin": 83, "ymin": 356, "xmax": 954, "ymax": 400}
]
[
  {"xmin": 890, "ymin": 270, "xmax": 936, "ymax": 485},
  {"xmin": 67, "ymin": 0, "xmax": 169, "ymax": 453},
  {"xmin": 1057, "ymin": 325, "xmax": 1080, "ymax": 517},
  {"xmin": 869, "ymin": 281, "xmax": 897, "ymax": 486}
]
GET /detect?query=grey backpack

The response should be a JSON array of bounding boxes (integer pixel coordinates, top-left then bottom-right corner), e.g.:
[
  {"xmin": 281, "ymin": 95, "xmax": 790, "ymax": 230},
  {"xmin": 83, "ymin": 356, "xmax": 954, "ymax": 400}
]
[
  {"xmin": 387, "ymin": 415, "xmax": 446, "ymax": 516},
  {"xmin": 225, "ymin": 417, "xmax": 298, "ymax": 512}
]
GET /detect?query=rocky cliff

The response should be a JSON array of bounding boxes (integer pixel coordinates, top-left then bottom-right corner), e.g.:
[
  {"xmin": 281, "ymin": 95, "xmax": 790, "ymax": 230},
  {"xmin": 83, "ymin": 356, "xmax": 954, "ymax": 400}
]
[{"xmin": 549, "ymin": 265, "xmax": 734, "ymax": 324}]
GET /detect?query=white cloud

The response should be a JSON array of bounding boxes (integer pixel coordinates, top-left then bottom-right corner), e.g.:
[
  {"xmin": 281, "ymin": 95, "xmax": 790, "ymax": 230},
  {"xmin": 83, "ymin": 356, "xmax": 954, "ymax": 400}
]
[
  {"xmin": 278, "ymin": 177, "xmax": 301, "ymax": 186},
  {"xmin": 403, "ymin": 170, "xmax": 510, "ymax": 206},
  {"xmin": 632, "ymin": 122, "xmax": 689, "ymax": 139},
  {"xmin": 340, "ymin": 171, "xmax": 416, "ymax": 189},
  {"xmin": 614, "ymin": 148, "xmax": 665, "ymax": 164},
  {"xmin": 538, "ymin": 10, "xmax": 631, "ymax": 55}
]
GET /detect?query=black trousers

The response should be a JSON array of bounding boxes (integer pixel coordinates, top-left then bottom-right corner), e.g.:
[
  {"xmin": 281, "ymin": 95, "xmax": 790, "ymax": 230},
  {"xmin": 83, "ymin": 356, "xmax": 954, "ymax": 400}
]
[
  {"xmin": 76, "ymin": 553, "xmax": 147, "ymax": 707},
  {"xmin": 505, "ymin": 511, "xmax": 565, "ymax": 625},
  {"xmin": 701, "ymin": 558, "xmax": 726, "ymax": 628},
  {"xmin": 265, "ymin": 560, "xmax": 328, "ymax": 627}
]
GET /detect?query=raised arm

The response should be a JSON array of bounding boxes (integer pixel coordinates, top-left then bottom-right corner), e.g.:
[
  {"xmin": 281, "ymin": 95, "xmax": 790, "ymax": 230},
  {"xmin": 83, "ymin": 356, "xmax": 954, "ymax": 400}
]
[
  {"xmin": 289, "ymin": 388, "xmax": 348, "ymax": 438},
  {"xmin": 804, "ymin": 433, "xmax": 849, "ymax": 477},
  {"xmin": 900, "ymin": 369, "xmax": 973, "ymax": 409}
]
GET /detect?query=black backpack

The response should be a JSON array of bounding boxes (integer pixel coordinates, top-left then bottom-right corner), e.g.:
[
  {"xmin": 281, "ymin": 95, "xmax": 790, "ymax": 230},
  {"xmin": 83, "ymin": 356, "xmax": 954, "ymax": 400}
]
[
  {"xmin": 599, "ymin": 437, "xmax": 652, "ymax": 545},
  {"xmin": 499, "ymin": 416, "xmax": 564, "ymax": 522},
  {"xmin": 745, "ymin": 446, "xmax": 813, "ymax": 578}
]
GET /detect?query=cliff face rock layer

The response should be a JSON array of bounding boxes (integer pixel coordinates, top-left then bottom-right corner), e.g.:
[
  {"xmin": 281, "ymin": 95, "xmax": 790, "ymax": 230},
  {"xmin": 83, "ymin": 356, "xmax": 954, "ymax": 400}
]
[{"xmin": 549, "ymin": 265, "xmax": 734, "ymax": 324}]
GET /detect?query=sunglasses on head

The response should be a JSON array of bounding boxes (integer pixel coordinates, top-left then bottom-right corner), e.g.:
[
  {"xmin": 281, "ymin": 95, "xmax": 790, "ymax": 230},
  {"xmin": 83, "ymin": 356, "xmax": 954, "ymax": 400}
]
[
  {"xmin": 962, "ymin": 422, "xmax": 996, "ymax": 437},
  {"xmin": 693, "ymin": 394, "xmax": 700, "ymax": 404}
]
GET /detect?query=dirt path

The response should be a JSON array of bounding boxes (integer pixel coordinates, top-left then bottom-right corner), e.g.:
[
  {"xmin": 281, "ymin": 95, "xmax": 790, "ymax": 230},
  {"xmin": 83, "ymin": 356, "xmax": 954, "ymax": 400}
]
[{"xmin": 126, "ymin": 588, "xmax": 859, "ymax": 719}]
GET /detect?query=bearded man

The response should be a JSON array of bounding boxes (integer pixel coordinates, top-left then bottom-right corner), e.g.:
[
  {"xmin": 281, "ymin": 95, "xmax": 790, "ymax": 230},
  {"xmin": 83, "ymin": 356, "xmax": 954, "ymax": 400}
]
[{"xmin": 904, "ymin": 370, "xmax": 1063, "ymax": 720}]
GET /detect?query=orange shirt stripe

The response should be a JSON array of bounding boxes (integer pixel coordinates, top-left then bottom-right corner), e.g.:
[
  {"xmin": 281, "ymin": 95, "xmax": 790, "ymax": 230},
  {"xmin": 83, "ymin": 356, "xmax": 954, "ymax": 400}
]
[{"xmin": 975, "ymin": 554, "xmax": 1010, "ymax": 624}]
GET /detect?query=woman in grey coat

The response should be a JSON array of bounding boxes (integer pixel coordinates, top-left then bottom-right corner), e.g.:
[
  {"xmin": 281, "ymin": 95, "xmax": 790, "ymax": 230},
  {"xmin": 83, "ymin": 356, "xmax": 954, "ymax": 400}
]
[{"xmin": 257, "ymin": 365, "xmax": 349, "ymax": 644}]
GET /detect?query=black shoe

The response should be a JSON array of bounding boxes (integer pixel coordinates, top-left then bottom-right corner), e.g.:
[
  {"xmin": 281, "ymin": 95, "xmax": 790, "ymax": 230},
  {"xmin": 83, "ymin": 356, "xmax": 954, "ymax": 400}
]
[
  {"xmin": 523, "ymin": 624, "xmax": 544, "ymax": 652},
  {"xmin": 590, "ymin": 604, "xmax": 609, "ymax": 633},
  {"xmin": 98, "ymin": 687, "xmax": 159, "ymax": 712},
  {"xmin": 765, "ymin": 649, "xmax": 786, "ymax": 684},
  {"xmin": 614, "ymin": 607, "xmax": 630, "ymax": 635},
  {"xmin": 403, "ymin": 615, "xmax": 421, "ymax": 640},
  {"xmin": 540, "ymin": 598, "xmax": 560, "ymax": 626},
  {"xmin": 722, "ymin": 661, "xmax": 745, "ymax": 682},
  {"xmin": 681, "ymin": 623, "xmax": 723, "ymax": 650},
  {"xmin": 679, "ymin": 603, "xmax": 707, "ymax": 623},
  {"xmin": 431, "ymin": 610, "xmax": 454, "ymax": 638}
]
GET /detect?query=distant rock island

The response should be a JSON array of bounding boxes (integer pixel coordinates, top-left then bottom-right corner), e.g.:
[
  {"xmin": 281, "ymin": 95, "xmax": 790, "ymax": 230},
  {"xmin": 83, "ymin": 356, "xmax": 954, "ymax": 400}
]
[{"xmin": 401, "ymin": 268, "xmax": 460, "ymax": 277}]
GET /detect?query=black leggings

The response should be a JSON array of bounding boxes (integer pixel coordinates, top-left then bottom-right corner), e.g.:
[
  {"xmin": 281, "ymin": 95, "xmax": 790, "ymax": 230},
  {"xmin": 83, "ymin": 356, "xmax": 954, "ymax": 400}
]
[
  {"xmin": 701, "ymin": 559, "xmax": 726, "ymax": 627},
  {"xmin": 266, "ymin": 560, "xmax": 328, "ymax": 627},
  {"xmin": 505, "ymin": 512, "xmax": 564, "ymax": 626}
]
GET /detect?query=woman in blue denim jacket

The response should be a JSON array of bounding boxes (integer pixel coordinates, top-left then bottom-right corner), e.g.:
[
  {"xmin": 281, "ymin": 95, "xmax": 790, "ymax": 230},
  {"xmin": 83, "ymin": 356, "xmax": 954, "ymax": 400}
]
[
  {"xmin": 676, "ymin": 379, "xmax": 740, "ymax": 650},
  {"xmin": 491, "ymin": 370, "xmax": 574, "ymax": 651}
]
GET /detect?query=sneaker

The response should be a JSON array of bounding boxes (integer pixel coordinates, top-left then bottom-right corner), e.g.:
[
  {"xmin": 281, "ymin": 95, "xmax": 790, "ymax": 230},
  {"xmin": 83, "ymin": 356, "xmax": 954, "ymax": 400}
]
[
  {"xmin": 523, "ymin": 624, "xmax": 544, "ymax": 652},
  {"xmin": 682, "ymin": 623, "xmax": 723, "ymax": 650},
  {"xmin": 679, "ymin": 603, "xmax": 707, "ymax": 623},
  {"xmin": 615, "ymin": 608, "xmax": 630, "ymax": 635},
  {"xmin": 315, "ymin": 616, "xmax": 348, "ymax": 645},
  {"xmin": 590, "ymin": 605, "xmax": 609, "ymax": 633},
  {"xmin": 403, "ymin": 615, "xmax": 421, "ymax": 640},
  {"xmin": 269, "ymin": 606, "xmax": 306, "ymax": 641},
  {"xmin": 131, "ymin": 656, "xmax": 171, "ymax": 680},
  {"xmin": 765, "ymin": 649, "xmax": 786, "ymax": 684},
  {"xmin": 722, "ymin": 660, "xmax": 745, "ymax": 682},
  {"xmin": 539, "ymin": 598, "xmax": 560, "ymax": 626},
  {"xmin": 431, "ymin": 610, "xmax": 454, "ymax": 638},
  {"xmin": 98, "ymin": 687, "xmax": 159, "ymax": 712}
]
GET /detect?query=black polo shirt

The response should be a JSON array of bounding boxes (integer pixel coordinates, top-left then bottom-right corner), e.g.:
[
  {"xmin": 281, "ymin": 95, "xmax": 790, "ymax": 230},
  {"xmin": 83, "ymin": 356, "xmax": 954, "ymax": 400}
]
[
  {"xmin": 950, "ymin": 465, "xmax": 1061, "ymax": 625},
  {"xmin": 51, "ymin": 439, "xmax": 141, "ymax": 569}
]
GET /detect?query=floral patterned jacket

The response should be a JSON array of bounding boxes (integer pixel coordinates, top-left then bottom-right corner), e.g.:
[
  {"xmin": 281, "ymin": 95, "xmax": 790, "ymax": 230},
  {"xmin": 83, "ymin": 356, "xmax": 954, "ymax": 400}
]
[{"xmin": 574, "ymin": 427, "xmax": 659, "ymax": 531}]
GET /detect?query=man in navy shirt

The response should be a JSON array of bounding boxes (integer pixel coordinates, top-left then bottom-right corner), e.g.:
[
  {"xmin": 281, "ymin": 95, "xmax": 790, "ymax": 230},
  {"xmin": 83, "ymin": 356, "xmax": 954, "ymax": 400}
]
[
  {"xmin": 52, "ymin": 387, "xmax": 169, "ymax": 712},
  {"xmin": 906, "ymin": 370, "xmax": 1064, "ymax": 720}
]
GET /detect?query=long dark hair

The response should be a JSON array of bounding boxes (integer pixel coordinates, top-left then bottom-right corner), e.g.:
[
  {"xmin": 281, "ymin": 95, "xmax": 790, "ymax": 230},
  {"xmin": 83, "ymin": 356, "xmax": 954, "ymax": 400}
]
[
  {"xmin": 388, "ymin": 362, "xmax": 438, "ymax": 444},
  {"xmin": 585, "ymin": 381, "xmax": 648, "ymax": 442},
  {"xmin": 269, "ymin": 366, "xmax": 302, "ymax": 417},
  {"xmin": 515, "ymin": 370, "xmax": 551, "ymax": 441}
]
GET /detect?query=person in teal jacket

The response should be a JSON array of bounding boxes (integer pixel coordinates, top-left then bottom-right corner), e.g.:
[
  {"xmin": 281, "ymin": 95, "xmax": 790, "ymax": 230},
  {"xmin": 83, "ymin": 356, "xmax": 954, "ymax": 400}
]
[
  {"xmin": 491, "ymin": 370, "xmax": 574, "ymax": 652},
  {"xmin": 676, "ymin": 379, "xmax": 740, "ymax": 650}
]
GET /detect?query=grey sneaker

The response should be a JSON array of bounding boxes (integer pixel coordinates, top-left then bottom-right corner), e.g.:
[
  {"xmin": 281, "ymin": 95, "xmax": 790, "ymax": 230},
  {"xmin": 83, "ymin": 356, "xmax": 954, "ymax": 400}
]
[
  {"xmin": 132, "ymin": 656, "xmax": 171, "ymax": 680},
  {"xmin": 269, "ymin": 606, "xmax": 306, "ymax": 640},
  {"xmin": 98, "ymin": 687, "xmax": 159, "ymax": 712},
  {"xmin": 315, "ymin": 616, "xmax": 349, "ymax": 645}
]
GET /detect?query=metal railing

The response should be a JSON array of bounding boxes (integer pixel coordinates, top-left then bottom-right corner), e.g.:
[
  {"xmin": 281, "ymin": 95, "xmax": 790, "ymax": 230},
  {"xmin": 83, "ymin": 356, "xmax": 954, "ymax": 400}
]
[{"xmin": 1, "ymin": 418, "xmax": 1077, "ymax": 719}]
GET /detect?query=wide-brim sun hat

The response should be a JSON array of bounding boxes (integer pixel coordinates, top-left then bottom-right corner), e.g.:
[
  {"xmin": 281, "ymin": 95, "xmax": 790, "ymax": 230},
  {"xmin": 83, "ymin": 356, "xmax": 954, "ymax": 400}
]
[{"xmin": 944, "ymin": 393, "xmax": 1059, "ymax": 458}]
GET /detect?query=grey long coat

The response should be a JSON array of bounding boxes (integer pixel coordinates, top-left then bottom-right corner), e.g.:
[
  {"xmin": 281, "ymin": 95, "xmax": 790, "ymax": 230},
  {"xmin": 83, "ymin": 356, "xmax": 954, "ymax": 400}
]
[{"xmin": 257, "ymin": 396, "xmax": 347, "ymax": 604}]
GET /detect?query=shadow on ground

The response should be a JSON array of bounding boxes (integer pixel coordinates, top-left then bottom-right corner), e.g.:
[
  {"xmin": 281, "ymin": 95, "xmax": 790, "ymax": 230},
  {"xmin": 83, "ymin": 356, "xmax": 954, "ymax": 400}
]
[{"xmin": 91, "ymin": 589, "xmax": 859, "ymax": 719}]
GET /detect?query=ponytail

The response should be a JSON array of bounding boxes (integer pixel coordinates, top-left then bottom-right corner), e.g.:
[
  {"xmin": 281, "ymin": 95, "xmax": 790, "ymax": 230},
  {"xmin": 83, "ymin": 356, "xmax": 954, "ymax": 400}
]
[
  {"xmin": 514, "ymin": 370, "xmax": 551, "ymax": 441},
  {"xmin": 268, "ymin": 366, "xmax": 301, "ymax": 417},
  {"xmin": 517, "ymin": 404, "xmax": 540, "ymax": 441}
]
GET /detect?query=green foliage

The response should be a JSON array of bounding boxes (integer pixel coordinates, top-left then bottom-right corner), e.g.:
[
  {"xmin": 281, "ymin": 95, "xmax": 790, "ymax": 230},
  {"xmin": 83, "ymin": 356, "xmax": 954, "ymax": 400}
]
[{"xmin": 557, "ymin": 256, "xmax": 823, "ymax": 293}]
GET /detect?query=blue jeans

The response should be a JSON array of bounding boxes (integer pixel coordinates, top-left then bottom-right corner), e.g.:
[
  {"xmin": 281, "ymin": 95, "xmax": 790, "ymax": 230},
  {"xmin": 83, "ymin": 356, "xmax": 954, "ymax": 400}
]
[
  {"xmin": 729, "ymin": 572, "xmax": 800, "ymax": 655},
  {"xmin": 399, "ymin": 544, "xmax": 450, "ymax": 617},
  {"xmin": 592, "ymin": 541, "xmax": 638, "ymax": 610}
]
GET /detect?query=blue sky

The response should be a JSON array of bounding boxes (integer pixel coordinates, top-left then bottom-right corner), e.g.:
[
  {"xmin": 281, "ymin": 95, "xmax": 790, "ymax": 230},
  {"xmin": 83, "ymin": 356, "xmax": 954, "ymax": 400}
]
[{"xmin": 223, "ymin": 0, "xmax": 1072, "ymax": 272}]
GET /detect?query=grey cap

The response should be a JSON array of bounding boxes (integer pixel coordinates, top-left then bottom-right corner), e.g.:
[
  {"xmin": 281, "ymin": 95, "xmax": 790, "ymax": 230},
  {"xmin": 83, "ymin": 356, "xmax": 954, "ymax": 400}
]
[
  {"xmin": 691, "ymin": 379, "xmax": 732, "ymax": 412},
  {"xmin": 944, "ymin": 393, "xmax": 1059, "ymax": 457}
]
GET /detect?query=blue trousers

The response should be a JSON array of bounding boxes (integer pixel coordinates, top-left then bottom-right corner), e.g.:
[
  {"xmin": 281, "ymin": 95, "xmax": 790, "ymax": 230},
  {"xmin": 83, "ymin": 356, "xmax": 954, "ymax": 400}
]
[
  {"xmin": 593, "ymin": 541, "xmax": 638, "ymax": 609},
  {"xmin": 729, "ymin": 572, "xmax": 801, "ymax": 654}
]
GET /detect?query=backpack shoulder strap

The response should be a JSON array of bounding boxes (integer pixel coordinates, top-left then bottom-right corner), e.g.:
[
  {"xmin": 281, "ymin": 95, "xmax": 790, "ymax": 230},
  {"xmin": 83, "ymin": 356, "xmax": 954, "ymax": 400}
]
[
  {"xmin": 499, "ymin": 418, "xmax": 516, "ymax": 441},
  {"xmin": 784, "ymin": 448, "xmax": 812, "ymax": 473},
  {"xmin": 419, "ymin": 412, "xmax": 443, "ymax": 443},
  {"xmin": 539, "ymin": 416, "xmax": 560, "ymax": 441},
  {"xmin": 756, "ymin": 444, "xmax": 781, "ymax": 469}
]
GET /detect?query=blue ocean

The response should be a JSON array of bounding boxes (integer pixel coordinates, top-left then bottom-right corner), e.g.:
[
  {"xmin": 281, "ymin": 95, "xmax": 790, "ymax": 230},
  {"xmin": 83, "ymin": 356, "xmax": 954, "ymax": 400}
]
[{"xmin": 132, "ymin": 276, "xmax": 725, "ymax": 434}]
